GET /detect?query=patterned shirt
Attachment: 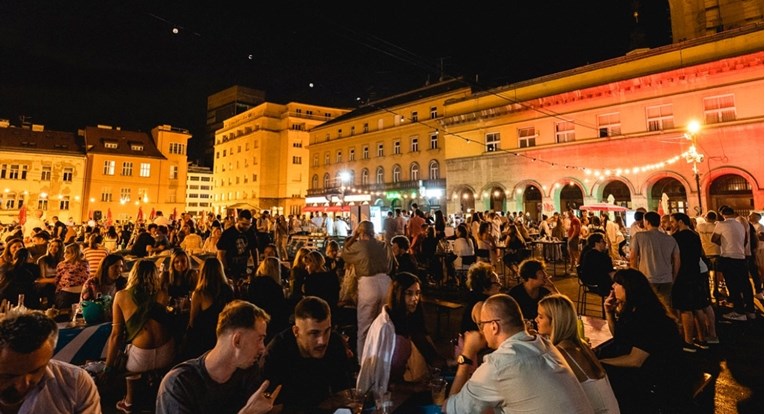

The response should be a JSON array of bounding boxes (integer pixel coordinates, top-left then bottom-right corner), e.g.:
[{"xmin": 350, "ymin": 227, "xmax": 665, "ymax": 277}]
[{"xmin": 55, "ymin": 260, "xmax": 90, "ymax": 291}]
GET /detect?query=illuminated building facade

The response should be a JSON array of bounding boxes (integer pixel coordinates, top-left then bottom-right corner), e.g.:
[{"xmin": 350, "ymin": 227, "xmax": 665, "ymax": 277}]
[
  {"xmin": 307, "ymin": 80, "xmax": 472, "ymax": 215},
  {"xmin": 442, "ymin": 26, "xmax": 763, "ymax": 219},
  {"xmin": 212, "ymin": 102, "xmax": 349, "ymax": 217},
  {"xmin": 82, "ymin": 124, "xmax": 191, "ymax": 222},
  {"xmin": 185, "ymin": 162, "xmax": 214, "ymax": 218},
  {"xmin": 0, "ymin": 121, "xmax": 87, "ymax": 223}
]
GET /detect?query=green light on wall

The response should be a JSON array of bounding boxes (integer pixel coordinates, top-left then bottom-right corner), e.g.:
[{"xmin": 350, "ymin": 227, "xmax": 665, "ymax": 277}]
[{"xmin": 386, "ymin": 192, "xmax": 400, "ymax": 199}]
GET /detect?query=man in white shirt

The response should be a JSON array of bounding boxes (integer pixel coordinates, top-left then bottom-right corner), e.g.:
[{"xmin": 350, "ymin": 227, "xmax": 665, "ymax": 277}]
[
  {"xmin": 444, "ymin": 294, "xmax": 592, "ymax": 414},
  {"xmin": 333, "ymin": 216, "xmax": 349, "ymax": 238},
  {"xmin": 696, "ymin": 211, "xmax": 725, "ymax": 301},
  {"xmin": 713, "ymin": 206, "xmax": 755, "ymax": 320},
  {"xmin": 0, "ymin": 312, "xmax": 101, "ymax": 414}
]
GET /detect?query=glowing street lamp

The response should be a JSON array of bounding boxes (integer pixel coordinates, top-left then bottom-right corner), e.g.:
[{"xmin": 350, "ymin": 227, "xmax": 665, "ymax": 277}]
[{"xmin": 684, "ymin": 120, "xmax": 704, "ymax": 213}]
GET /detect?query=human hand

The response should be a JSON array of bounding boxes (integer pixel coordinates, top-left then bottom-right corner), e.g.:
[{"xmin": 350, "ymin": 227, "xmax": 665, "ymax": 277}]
[
  {"xmin": 461, "ymin": 330, "xmax": 486, "ymax": 356},
  {"xmin": 238, "ymin": 380, "xmax": 282, "ymax": 414},
  {"xmin": 603, "ymin": 290, "xmax": 617, "ymax": 313}
]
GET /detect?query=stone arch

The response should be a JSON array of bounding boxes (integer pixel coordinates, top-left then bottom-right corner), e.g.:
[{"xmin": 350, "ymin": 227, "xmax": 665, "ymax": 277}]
[
  {"xmin": 480, "ymin": 182, "xmax": 508, "ymax": 212},
  {"xmin": 450, "ymin": 184, "xmax": 477, "ymax": 214},
  {"xmin": 643, "ymin": 171, "xmax": 693, "ymax": 214},
  {"xmin": 590, "ymin": 176, "xmax": 637, "ymax": 200}
]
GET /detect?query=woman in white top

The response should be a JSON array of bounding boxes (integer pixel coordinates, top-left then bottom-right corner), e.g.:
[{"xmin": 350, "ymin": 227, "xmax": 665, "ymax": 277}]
[
  {"xmin": 453, "ymin": 224, "xmax": 475, "ymax": 270},
  {"xmin": 536, "ymin": 294, "xmax": 620, "ymax": 414}
]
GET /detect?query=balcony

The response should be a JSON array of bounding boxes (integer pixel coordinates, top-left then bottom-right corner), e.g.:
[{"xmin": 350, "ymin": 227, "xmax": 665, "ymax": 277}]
[{"xmin": 305, "ymin": 178, "xmax": 446, "ymax": 196}]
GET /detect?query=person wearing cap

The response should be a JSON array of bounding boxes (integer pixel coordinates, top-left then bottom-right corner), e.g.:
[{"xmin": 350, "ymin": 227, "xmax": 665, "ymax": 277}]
[{"xmin": 341, "ymin": 220, "xmax": 392, "ymax": 358}]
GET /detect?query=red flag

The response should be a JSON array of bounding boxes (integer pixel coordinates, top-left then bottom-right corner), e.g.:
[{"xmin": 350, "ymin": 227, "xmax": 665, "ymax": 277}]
[
  {"xmin": 88, "ymin": 209, "xmax": 93, "ymax": 220},
  {"xmin": 18, "ymin": 204, "xmax": 27, "ymax": 226},
  {"xmin": 106, "ymin": 208, "xmax": 113, "ymax": 226},
  {"xmin": 149, "ymin": 208, "xmax": 156, "ymax": 220},
  {"xmin": 137, "ymin": 206, "xmax": 144, "ymax": 221}
]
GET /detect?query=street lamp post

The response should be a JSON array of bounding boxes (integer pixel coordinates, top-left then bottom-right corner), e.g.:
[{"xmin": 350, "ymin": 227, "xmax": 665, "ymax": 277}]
[{"xmin": 684, "ymin": 120, "xmax": 704, "ymax": 214}]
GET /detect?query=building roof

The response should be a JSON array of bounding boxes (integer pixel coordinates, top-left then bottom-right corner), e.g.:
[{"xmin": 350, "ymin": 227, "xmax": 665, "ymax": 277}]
[
  {"xmin": 319, "ymin": 78, "xmax": 471, "ymax": 127},
  {"xmin": 82, "ymin": 126, "xmax": 166, "ymax": 159},
  {"xmin": 0, "ymin": 125, "xmax": 85, "ymax": 155}
]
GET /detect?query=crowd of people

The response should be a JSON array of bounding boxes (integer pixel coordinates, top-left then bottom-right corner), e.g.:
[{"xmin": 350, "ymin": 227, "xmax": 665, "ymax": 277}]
[{"xmin": 0, "ymin": 202, "xmax": 762, "ymax": 413}]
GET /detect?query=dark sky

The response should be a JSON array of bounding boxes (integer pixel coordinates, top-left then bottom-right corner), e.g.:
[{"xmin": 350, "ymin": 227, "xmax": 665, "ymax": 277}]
[{"xmin": 0, "ymin": 1, "xmax": 671, "ymax": 162}]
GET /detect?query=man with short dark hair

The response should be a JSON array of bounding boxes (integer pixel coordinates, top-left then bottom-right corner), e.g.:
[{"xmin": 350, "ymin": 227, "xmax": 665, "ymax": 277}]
[
  {"xmin": 217, "ymin": 210, "xmax": 260, "ymax": 281},
  {"xmin": 713, "ymin": 206, "xmax": 756, "ymax": 320},
  {"xmin": 156, "ymin": 300, "xmax": 278, "ymax": 413},
  {"xmin": 50, "ymin": 216, "xmax": 67, "ymax": 241},
  {"xmin": 444, "ymin": 294, "xmax": 591, "ymax": 413},
  {"xmin": 129, "ymin": 225, "xmax": 157, "ymax": 258},
  {"xmin": 259, "ymin": 296, "xmax": 354, "ymax": 411},
  {"xmin": 0, "ymin": 312, "xmax": 100, "ymax": 413},
  {"xmin": 629, "ymin": 211, "xmax": 680, "ymax": 309}
]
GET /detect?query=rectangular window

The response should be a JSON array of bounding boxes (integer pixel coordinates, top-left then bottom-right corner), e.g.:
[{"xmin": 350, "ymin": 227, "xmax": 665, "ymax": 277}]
[
  {"xmin": 130, "ymin": 144, "xmax": 144, "ymax": 151},
  {"xmin": 169, "ymin": 142, "xmax": 186, "ymax": 154},
  {"xmin": 292, "ymin": 156, "xmax": 302, "ymax": 164},
  {"xmin": 120, "ymin": 188, "xmax": 131, "ymax": 201},
  {"xmin": 518, "ymin": 127, "xmax": 536, "ymax": 148},
  {"xmin": 9, "ymin": 165, "xmax": 19, "ymax": 180},
  {"xmin": 646, "ymin": 104, "xmax": 674, "ymax": 131},
  {"xmin": 393, "ymin": 140, "xmax": 401, "ymax": 155},
  {"xmin": 411, "ymin": 111, "xmax": 418, "ymax": 122},
  {"xmin": 38, "ymin": 199, "xmax": 48, "ymax": 210},
  {"xmin": 121, "ymin": 162, "xmax": 133, "ymax": 176},
  {"xmin": 485, "ymin": 133, "xmax": 500, "ymax": 152},
  {"xmin": 313, "ymin": 155, "xmax": 319, "ymax": 167},
  {"xmin": 430, "ymin": 133, "xmax": 438, "ymax": 150},
  {"xmin": 336, "ymin": 151, "xmax": 342, "ymax": 163},
  {"xmin": 363, "ymin": 123, "xmax": 369, "ymax": 133},
  {"xmin": 252, "ymin": 174, "xmax": 258, "ymax": 182},
  {"xmin": 21, "ymin": 165, "xmax": 27, "ymax": 180},
  {"xmin": 349, "ymin": 149, "xmax": 355, "ymax": 161},
  {"xmin": 703, "ymin": 94, "xmax": 736, "ymax": 124},
  {"xmin": 169, "ymin": 165, "xmax": 179, "ymax": 179},
  {"xmin": 555, "ymin": 121, "xmax": 576, "ymax": 143},
  {"xmin": 103, "ymin": 160, "xmax": 115, "ymax": 175},
  {"xmin": 137, "ymin": 188, "xmax": 147, "ymax": 202},
  {"xmin": 410, "ymin": 137, "xmax": 419, "ymax": 152},
  {"xmin": 337, "ymin": 129, "xmax": 343, "ymax": 138},
  {"xmin": 59, "ymin": 196, "xmax": 70, "ymax": 211},
  {"xmin": 140, "ymin": 163, "xmax": 151, "ymax": 177},
  {"xmin": 62, "ymin": 167, "xmax": 73, "ymax": 182},
  {"xmin": 104, "ymin": 141, "xmax": 118, "ymax": 149},
  {"xmin": 350, "ymin": 126, "xmax": 355, "ymax": 136},
  {"xmin": 362, "ymin": 146, "xmax": 369, "ymax": 159},
  {"xmin": 324, "ymin": 153, "xmax": 330, "ymax": 166},
  {"xmin": 597, "ymin": 113, "xmax": 621, "ymax": 137},
  {"xmin": 5, "ymin": 193, "xmax": 15, "ymax": 209},
  {"xmin": 430, "ymin": 106, "xmax": 438, "ymax": 119},
  {"xmin": 41, "ymin": 166, "xmax": 51, "ymax": 181},
  {"xmin": 377, "ymin": 143, "xmax": 384, "ymax": 157},
  {"xmin": 0, "ymin": 164, "xmax": 6, "ymax": 179}
]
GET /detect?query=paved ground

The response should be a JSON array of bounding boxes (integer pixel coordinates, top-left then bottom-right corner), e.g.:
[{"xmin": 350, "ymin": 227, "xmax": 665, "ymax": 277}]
[{"xmin": 422, "ymin": 271, "xmax": 764, "ymax": 414}]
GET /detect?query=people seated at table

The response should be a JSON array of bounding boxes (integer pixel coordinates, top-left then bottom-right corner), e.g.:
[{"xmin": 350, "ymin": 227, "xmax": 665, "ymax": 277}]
[
  {"xmin": 325, "ymin": 240, "xmax": 345, "ymax": 282},
  {"xmin": 161, "ymin": 249, "xmax": 198, "ymax": 302},
  {"xmin": 260, "ymin": 296, "xmax": 355, "ymax": 411},
  {"xmin": 303, "ymin": 250, "xmax": 341, "ymax": 318},
  {"xmin": 201, "ymin": 226, "xmax": 222, "ymax": 254},
  {"xmin": 82, "ymin": 233, "xmax": 109, "ymax": 278},
  {"xmin": 0, "ymin": 312, "xmax": 101, "ymax": 413},
  {"xmin": 536, "ymin": 294, "xmax": 620, "ymax": 413},
  {"xmin": 444, "ymin": 294, "xmax": 592, "ymax": 413},
  {"xmin": 179, "ymin": 227, "xmax": 204, "ymax": 256},
  {"xmin": 475, "ymin": 221, "xmax": 496, "ymax": 265},
  {"xmin": 54, "ymin": 242, "xmax": 90, "ymax": 310},
  {"xmin": 288, "ymin": 247, "xmax": 312, "ymax": 308},
  {"xmin": 357, "ymin": 272, "xmax": 447, "ymax": 394},
  {"xmin": 128, "ymin": 225, "xmax": 157, "ymax": 258},
  {"xmin": 106, "ymin": 259, "xmax": 176, "ymax": 413},
  {"xmin": 0, "ymin": 248, "xmax": 41, "ymax": 309},
  {"xmin": 579, "ymin": 233, "xmax": 616, "ymax": 297},
  {"xmin": 508, "ymin": 259, "xmax": 559, "ymax": 324},
  {"xmin": 242, "ymin": 257, "xmax": 290, "ymax": 343},
  {"xmin": 80, "ymin": 254, "xmax": 126, "ymax": 303},
  {"xmin": 156, "ymin": 300, "xmax": 278, "ymax": 414},
  {"xmin": 460, "ymin": 262, "xmax": 502, "ymax": 334},
  {"xmin": 182, "ymin": 257, "xmax": 235, "ymax": 360},
  {"xmin": 36, "ymin": 238, "xmax": 64, "ymax": 307},
  {"xmin": 391, "ymin": 235, "xmax": 419, "ymax": 276},
  {"xmin": 0, "ymin": 238, "xmax": 23, "ymax": 268},
  {"xmin": 452, "ymin": 224, "xmax": 475, "ymax": 276},
  {"xmin": 595, "ymin": 268, "xmax": 696, "ymax": 411},
  {"xmin": 499, "ymin": 223, "xmax": 529, "ymax": 278}
]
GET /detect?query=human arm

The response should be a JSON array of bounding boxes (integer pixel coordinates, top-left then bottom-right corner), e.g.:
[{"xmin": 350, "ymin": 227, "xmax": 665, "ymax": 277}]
[
  {"xmin": 603, "ymin": 290, "xmax": 618, "ymax": 335},
  {"xmin": 104, "ymin": 291, "xmax": 126, "ymax": 373},
  {"xmin": 671, "ymin": 243, "xmax": 681, "ymax": 282},
  {"xmin": 188, "ymin": 291, "xmax": 202, "ymax": 328},
  {"xmin": 599, "ymin": 345, "xmax": 650, "ymax": 368},
  {"xmin": 711, "ymin": 231, "xmax": 721, "ymax": 245},
  {"xmin": 447, "ymin": 330, "xmax": 485, "ymax": 399},
  {"xmin": 73, "ymin": 366, "xmax": 102, "ymax": 413},
  {"xmin": 629, "ymin": 235, "xmax": 639, "ymax": 269},
  {"xmin": 238, "ymin": 380, "xmax": 281, "ymax": 414}
]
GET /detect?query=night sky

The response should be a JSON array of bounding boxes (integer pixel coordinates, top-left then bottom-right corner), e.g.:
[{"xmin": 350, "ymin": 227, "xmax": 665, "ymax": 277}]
[{"xmin": 0, "ymin": 1, "xmax": 671, "ymax": 163}]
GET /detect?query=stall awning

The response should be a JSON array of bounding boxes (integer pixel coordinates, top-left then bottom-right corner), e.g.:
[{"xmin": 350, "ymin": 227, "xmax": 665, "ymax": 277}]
[{"xmin": 302, "ymin": 205, "xmax": 351, "ymax": 213}]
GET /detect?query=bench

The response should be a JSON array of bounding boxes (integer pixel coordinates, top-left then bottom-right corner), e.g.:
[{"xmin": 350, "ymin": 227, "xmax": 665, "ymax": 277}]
[{"xmin": 422, "ymin": 297, "xmax": 464, "ymax": 339}]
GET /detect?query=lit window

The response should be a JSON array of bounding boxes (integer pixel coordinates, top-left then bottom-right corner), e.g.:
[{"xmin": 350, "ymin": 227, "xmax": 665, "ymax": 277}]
[
  {"xmin": 140, "ymin": 163, "xmax": 151, "ymax": 177},
  {"xmin": 518, "ymin": 127, "xmax": 536, "ymax": 148},
  {"xmin": 646, "ymin": 105, "xmax": 674, "ymax": 131},
  {"xmin": 555, "ymin": 121, "xmax": 575, "ymax": 143},
  {"xmin": 486, "ymin": 133, "xmax": 500, "ymax": 152}
]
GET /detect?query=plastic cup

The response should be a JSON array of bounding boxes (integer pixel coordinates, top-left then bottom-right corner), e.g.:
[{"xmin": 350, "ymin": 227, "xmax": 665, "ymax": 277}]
[{"xmin": 374, "ymin": 388, "xmax": 392, "ymax": 413}]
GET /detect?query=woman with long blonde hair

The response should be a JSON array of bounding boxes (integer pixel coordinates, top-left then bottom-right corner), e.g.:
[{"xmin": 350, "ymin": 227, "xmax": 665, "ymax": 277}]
[{"xmin": 537, "ymin": 294, "xmax": 619, "ymax": 413}]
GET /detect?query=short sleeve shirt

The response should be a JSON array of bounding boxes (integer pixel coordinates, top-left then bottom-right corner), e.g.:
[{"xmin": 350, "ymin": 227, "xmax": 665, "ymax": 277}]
[{"xmin": 216, "ymin": 226, "xmax": 258, "ymax": 277}]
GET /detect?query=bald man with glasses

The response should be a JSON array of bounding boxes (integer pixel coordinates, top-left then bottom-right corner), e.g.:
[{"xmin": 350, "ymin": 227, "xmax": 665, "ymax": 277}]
[{"xmin": 444, "ymin": 294, "xmax": 593, "ymax": 414}]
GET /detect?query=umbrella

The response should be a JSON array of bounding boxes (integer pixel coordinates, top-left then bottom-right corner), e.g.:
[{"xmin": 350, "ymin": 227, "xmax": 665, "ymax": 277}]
[
  {"xmin": 137, "ymin": 206, "xmax": 144, "ymax": 221},
  {"xmin": 18, "ymin": 204, "xmax": 27, "ymax": 225},
  {"xmin": 579, "ymin": 203, "xmax": 628, "ymax": 212},
  {"xmin": 106, "ymin": 208, "xmax": 113, "ymax": 226},
  {"xmin": 149, "ymin": 208, "xmax": 156, "ymax": 220}
]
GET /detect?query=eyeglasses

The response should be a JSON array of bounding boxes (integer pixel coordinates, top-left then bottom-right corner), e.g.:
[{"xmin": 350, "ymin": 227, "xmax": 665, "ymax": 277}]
[{"xmin": 476, "ymin": 319, "xmax": 501, "ymax": 329}]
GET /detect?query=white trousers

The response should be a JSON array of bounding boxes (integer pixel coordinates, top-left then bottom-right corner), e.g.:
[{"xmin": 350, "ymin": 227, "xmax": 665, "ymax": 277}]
[{"xmin": 357, "ymin": 273, "xmax": 391, "ymax": 358}]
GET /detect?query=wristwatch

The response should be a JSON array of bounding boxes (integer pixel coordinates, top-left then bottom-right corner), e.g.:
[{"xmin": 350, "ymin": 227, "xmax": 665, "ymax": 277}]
[{"xmin": 457, "ymin": 354, "xmax": 473, "ymax": 365}]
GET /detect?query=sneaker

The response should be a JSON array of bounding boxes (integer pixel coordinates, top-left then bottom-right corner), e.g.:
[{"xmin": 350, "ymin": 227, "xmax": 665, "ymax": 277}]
[
  {"xmin": 682, "ymin": 342, "xmax": 698, "ymax": 353},
  {"xmin": 705, "ymin": 336, "xmax": 720, "ymax": 344},
  {"xmin": 693, "ymin": 339, "xmax": 710, "ymax": 350},
  {"xmin": 723, "ymin": 311, "xmax": 747, "ymax": 321}
]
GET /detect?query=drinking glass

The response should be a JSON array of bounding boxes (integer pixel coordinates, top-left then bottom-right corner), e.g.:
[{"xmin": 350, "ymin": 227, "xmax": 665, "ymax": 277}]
[
  {"xmin": 429, "ymin": 378, "xmax": 447, "ymax": 406},
  {"xmin": 344, "ymin": 388, "xmax": 364, "ymax": 414},
  {"xmin": 373, "ymin": 387, "xmax": 392, "ymax": 414}
]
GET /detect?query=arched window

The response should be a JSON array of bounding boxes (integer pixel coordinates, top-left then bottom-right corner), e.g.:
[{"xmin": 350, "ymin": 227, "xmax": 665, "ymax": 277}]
[
  {"xmin": 429, "ymin": 160, "xmax": 439, "ymax": 179},
  {"xmin": 376, "ymin": 167, "xmax": 384, "ymax": 184},
  {"xmin": 361, "ymin": 168, "xmax": 369, "ymax": 185},
  {"xmin": 348, "ymin": 170, "xmax": 355, "ymax": 186},
  {"xmin": 392, "ymin": 165, "xmax": 401, "ymax": 183},
  {"xmin": 323, "ymin": 173, "xmax": 330, "ymax": 188},
  {"xmin": 311, "ymin": 174, "xmax": 319, "ymax": 189},
  {"xmin": 410, "ymin": 162, "xmax": 420, "ymax": 181}
]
